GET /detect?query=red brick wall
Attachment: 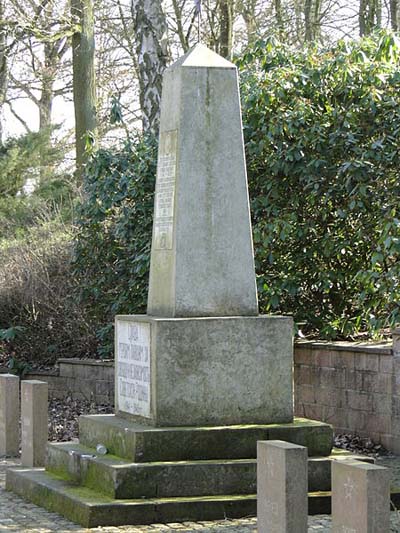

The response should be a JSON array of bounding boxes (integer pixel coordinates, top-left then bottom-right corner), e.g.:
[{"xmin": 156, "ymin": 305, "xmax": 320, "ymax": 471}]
[{"xmin": 294, "ymin": 341, "xmax": 394, "ymax": 450}]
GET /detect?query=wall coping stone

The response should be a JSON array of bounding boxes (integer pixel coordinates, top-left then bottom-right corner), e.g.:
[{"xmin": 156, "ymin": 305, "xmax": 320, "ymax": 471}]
[
  {"xmin": 57, "ymin": 358, "xmax": 114, "ymax": 367},
  {"xmin": 295, "ymin": 339, "xmax": 392, "ymax": 355}
]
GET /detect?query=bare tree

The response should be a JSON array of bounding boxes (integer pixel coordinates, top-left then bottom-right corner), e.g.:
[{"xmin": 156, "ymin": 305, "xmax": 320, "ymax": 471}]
[
  {"xmin": 0, "ymin": 0, "xmax": 8, "ymax": 142},
  {"xmin": 390, "ymin": 0, "xmax": 399, "ymax": 29},
  {"xmin": 131, "ymin": 0, "xmax": 168, "ymax": 135},
  {"xmin": 72, "ymin": 0, "xmax": 97, "ymax": 174}
]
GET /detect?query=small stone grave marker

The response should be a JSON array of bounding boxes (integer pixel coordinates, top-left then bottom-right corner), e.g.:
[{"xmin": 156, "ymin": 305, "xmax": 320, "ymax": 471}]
[
  {"xmin": 0, "ymin": 374, "xmax": 19, "ymax": 456},
  {"xmin": 257, "ymin": 439, "xmax": 308, "ymax": 533},
  {"xmin": 21, "ymin": 380, "xmax": 48, "ymax": 467},
  {"xmin": 332, "ymin": 459, "xmax": 390, "ymax": 533}
]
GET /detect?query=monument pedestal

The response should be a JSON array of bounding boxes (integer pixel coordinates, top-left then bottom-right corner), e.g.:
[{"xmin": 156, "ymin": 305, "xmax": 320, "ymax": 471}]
[
  {"xmin": 7, "ymin": 416, "xmax": 338, "ymax": 527},
  {"xmin": 115, "ymin": 314, "xmax": 293, "ymax": 426}
]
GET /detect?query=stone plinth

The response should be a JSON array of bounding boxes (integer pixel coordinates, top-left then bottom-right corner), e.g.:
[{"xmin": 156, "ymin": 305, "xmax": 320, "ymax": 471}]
[
  {"xmin": 257, "ymin": 440, "xmax": 308, "ymax": 533},
  {"xmin": 0, "ymin": 374, "xmax": 19, "ymax": 456},
  {"xmin": 332, "ymin": 459, "xmax": 390, "ymax": 533},
  {"xmin": 21, "ymin": 380, "xmax": 48, "ymax": 467},
  {"xmin": 115, "ymin": 314, "xmax": 293, "ymax": 426},
  {"xmin": 147, "ymin": 44, "xmax": 258, "ymax": 318}
]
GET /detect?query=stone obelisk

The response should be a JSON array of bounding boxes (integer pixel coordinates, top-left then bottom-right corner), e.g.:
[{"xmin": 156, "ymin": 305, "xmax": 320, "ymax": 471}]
[
  {"xmin": 115, "ymin": 44, "xmax": 293, "ymax": 427},
  {"xmin": 147, "ymin": 43, "xmax": 258, "ymax": 318}
]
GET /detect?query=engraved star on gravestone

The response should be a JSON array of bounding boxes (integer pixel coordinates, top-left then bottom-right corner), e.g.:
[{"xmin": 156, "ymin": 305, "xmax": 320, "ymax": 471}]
[
  {"xmin": 266, "ymin": 456, "xmax": 275, "ymax": 477},
  {"xmin": 344, "ymin": 476, "xmax": 355, "ymax": 500}
]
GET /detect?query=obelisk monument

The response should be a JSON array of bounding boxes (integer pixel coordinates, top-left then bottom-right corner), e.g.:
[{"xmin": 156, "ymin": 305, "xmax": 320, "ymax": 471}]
[
  {"xmin": 147, "ymin": 44, "xmax": 258, "ymax": 318},
  {"xmin": 115, "ymin": 44, "xmax": 293, "ymax": 427}
]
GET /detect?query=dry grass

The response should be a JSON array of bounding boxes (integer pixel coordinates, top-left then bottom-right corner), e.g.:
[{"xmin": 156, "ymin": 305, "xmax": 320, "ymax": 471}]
[{"xmin": 0, "ymin": 218, "xmax": 97, "ymax": 365}]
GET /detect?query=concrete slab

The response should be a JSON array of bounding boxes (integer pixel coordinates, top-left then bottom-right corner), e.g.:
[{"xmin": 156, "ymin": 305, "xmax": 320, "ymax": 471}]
[
  {"xmin": 46, "ymin": 442, "xmax": 373, "ymax": 499},
  {"xmin": 78, "ymin": 415, "xmax": 333, "ymax": 461}
]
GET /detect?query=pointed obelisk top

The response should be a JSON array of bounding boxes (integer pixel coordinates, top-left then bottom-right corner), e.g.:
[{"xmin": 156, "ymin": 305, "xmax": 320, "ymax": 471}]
[
  {"xmin": 147, "ymin": 45, "xmax": 258, "ymax": 317},
  {"xmin": 169, "ymin": 43, "xmax": 235, "ymax": 70}
]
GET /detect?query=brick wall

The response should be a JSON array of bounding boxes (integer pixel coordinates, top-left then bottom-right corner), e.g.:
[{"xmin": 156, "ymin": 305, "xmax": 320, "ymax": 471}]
[
  {"xmin": 294, "ymin": 339, "xmax": 395, "ymax": 451},
  {"xmin": 25, "ymin": 359, "xmax": 114, "ymax": 405}
]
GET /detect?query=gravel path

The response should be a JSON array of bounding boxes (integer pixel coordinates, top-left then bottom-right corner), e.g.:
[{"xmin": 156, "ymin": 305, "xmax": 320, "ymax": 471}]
[{"xmin": 2, "ymin": 457, "xmax": 400, "ymax": 532}]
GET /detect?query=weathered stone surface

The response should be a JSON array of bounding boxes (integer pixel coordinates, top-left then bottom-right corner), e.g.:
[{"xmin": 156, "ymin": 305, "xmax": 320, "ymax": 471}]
[
  {"xmin": 1, "ymin": 466, "xmax": 338, "ymax": 528},
  {"xmin": 257, "ymin": 440, "xmax": 308, "ymax": 533},
  {"xmin": 0, "ymin": 374, "xmax": 19, "ymax": 457},
  {"xmin": 46, "ymin": 443, "xmax": 368, "ymax": 499},
  {"xmin": 78, "ymin": 415, "xmax": 333, "ymax": 461},
  {"xmin": 21, "ymin": 380, "xmax": 48, "ymax": 467},
  {"xmin": 115, "ymin": 315, "xmax": 293, "ymax": 426},
  {"xmin": 147, "ymin": 43, "xmax": 258, "ymax": 318},
  {"xmin": 6, "ymin": 467, "xmax": 257, "ymax": 528},
  {"xmin": 332, "ymin": 459, "xmax": 390, "ymax": 533},
  {"xmin": 47, "ymin": 442, "xmax": 256, "ymax": 499}
]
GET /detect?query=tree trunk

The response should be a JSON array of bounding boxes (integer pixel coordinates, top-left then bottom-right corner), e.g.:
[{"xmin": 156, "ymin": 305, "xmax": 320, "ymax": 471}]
[
  {"xmin": 38, "ymin": 48, "xmax": 54, "ymax": 181},
  {"xmin": 71, "ymin": 0, "xmax": 97, "ymax": 176},
  {"xmin": 131, "ymin": 0, "xmax": 168, "ymax": 136},
  {"xmin": 304, "ymin": 0, "xmax": 313, "ymax": 41},
  {"xmin": 376, "ymin": 0, "xmax": 382, "ymax": 26},
  {"xmin": 171, "ymin": 0, "xmax": 189, "ymax": 52},
  {"xmin": 304, "ymin": 0, "xmax": 321, "ymax": 42},
  {"xmin": 219, "ymin": 0, "xmax": 233, "ymax": 59},
  {"xmin": 359, "ymin": 0, "xmax": 366, "ymax": 34},
  {"xmin": 313, "ymin": 0, "xmax": 321, "ymax": 40},
  {"xmin": 294, "ymin": 0, "xmax": 303, "ymax": 43},
  {"xmin": 359, "ymin": 0, "xmax": 381, "ymax": 35},
  {"xmin": 237, "ymin": 0, "xmax": 258, "ymax": 44},
  {"xmin": 274, "ymin": 0, "xmax": 284, "ymax": 37},
  {"xmin": 0, "ymin": 0, "xmax": 7, "ymax": 143},
  {"xmin": 390, "ymin": 0, "xmax": 398, "ymax": 30}
]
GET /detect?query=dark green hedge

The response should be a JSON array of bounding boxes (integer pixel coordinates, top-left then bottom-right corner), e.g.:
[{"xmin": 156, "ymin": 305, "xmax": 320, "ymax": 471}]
[
  {"xmin": 73, "ymin": 136, "xmax": 157, "ymax": 356},
  {"xmin": 239, "ymin": 32, "xmax": 400, "ymax": 337}
]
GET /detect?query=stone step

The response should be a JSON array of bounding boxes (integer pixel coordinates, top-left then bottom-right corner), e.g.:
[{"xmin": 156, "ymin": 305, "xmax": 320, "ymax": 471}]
[
  {"xmin": 78, "ymin": 415, "xmax": 333, "ymax": 462},
  {"xmin": 46, "ymin": 441, "xmax": 373, "ymax": 499},
  {"xmin": 7, "ymin": 467, "xmax": 400, "ymax": 528}
]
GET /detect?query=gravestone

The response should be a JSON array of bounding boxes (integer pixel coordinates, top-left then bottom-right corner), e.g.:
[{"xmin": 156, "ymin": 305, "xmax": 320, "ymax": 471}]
[
  {"xmin": 257, "ymin": 440, "xmax": 308, "ymax": 533},
  {"xmin": 6, "ymin": 44, "xmax": 334, "ymax": 527},
  {"xmin": 115, "ymin": 42, "xmax": 293, "ymax": 427},
  {"xmin": 332, "ymin": 460, "xmax": 390, "ymax": 533},
  {"xmin": 21, "ymin": 380, "xmax": 48, "ymax": 467},
  {"xmin": 0, "ymin": 374, "xmax": 19, "ymax": 456}
]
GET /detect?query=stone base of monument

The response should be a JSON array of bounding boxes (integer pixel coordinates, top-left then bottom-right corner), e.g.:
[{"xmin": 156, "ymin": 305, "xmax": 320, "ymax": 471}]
[
  {"xmin": 6, "ymin": 416, "xmax": 388, "ymax": 528},
  {"xmin": 114, "ymin": 315, "xmax": 294, "ymax": 427}
]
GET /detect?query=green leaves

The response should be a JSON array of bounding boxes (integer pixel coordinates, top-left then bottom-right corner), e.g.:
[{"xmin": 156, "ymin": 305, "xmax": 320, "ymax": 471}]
[
  {"xmin": 239, "ymin": 31, "xmax": 400, "ymax": 339},
  {"xmin": 7, "ymin": 356, "xmax": 31, "ymax": 378},
  {"xmin": 0, "ymin": 326, "xmax": 25, "ymax": 341},
  {"xmin": 73, "ymin": 134, "xmax": 157, "ymax": 357}
]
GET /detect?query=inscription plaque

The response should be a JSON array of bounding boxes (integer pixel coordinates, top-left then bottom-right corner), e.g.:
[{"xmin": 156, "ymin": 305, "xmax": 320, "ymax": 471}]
[
  {"xmin": 116, "ymin": 321, "xmax": 151, "ymax": 417},
  {"xmin": 154, "ymin": 129, "xmax": 178, "ymax": 250}
]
